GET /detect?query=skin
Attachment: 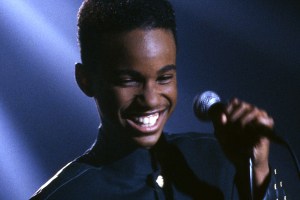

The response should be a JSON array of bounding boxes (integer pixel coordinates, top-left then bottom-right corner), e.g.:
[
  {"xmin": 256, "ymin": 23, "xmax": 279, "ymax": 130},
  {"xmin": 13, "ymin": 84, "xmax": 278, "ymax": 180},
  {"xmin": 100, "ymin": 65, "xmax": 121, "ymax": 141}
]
[
  {"xmin": 215, "ymin": 98, "xmax": 273, "ymax": 199},
  {"xmin": 76, "ymin": 27, "xmax": 273, "ymax": 199},
  {"xmin": 76, "ymin": 28, "xmax": 177, "ymax": 149}
]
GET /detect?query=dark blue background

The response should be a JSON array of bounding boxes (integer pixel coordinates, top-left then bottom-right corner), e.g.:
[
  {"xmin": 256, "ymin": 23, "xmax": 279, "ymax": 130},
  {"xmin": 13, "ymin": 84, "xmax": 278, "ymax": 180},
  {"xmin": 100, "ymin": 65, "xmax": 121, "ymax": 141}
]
[{"xmin": 0, "ymin": 0, "xmax": 299, "ymax": 199}]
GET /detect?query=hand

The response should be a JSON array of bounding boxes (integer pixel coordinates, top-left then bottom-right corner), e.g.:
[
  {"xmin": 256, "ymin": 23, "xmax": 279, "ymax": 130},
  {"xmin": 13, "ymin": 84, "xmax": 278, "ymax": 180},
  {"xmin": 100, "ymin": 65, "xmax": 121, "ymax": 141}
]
[{"xmin": 213, "ymin": 98, "xmax": 274, "ymax": 198}]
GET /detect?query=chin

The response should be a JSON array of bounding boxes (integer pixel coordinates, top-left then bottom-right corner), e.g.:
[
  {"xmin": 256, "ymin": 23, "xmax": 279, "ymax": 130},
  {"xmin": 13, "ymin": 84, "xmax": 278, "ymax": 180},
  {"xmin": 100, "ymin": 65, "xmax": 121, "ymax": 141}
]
[{"xmin": 133, "ymin": 134, "xmax": 161, "ymax": 149}]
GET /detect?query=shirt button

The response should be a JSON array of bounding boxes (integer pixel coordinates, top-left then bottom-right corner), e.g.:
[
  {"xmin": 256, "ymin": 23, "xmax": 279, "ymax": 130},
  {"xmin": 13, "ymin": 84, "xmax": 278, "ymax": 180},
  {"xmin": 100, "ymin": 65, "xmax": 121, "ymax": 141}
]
[{"xmin": 156, "ymin": 175, "xmax": 164, "ymax": 188}]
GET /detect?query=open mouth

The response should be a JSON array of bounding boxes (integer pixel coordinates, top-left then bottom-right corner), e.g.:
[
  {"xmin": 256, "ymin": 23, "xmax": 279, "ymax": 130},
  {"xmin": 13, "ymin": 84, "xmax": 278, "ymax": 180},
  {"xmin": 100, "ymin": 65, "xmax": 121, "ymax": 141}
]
[
  {"xmin": 125, "ymin": 110, "xmax": 166, "ymax": 134},
  {"xmin": 132, "ymin": 113, "xmax": 159, "ymax": 127}
]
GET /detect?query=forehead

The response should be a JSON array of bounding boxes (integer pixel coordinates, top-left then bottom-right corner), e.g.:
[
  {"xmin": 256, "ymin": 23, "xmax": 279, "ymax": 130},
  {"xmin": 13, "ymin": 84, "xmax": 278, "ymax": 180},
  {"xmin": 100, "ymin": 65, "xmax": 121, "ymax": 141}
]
[
  {"xmin": 98, "ymin": 28, "xmax": 176, "ymax": 71},
  {"xmin": 119, "ymin": 29, "xmax": 176, "ymax": 59}
]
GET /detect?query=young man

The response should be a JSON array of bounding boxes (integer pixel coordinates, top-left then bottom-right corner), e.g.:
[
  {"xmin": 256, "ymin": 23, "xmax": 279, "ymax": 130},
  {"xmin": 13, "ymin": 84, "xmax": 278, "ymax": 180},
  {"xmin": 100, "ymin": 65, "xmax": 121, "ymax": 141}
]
[{"xmin": 31, "ymin": 0, "xmax": 298, "ymax": 199}]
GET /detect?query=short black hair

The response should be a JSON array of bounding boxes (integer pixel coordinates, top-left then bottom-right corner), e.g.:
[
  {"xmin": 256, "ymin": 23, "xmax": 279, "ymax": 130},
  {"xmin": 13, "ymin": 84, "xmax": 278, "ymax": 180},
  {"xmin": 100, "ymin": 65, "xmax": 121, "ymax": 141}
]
[{"xmin": 77, "ymin": 0, "xmax": 176, "ymax": 70}]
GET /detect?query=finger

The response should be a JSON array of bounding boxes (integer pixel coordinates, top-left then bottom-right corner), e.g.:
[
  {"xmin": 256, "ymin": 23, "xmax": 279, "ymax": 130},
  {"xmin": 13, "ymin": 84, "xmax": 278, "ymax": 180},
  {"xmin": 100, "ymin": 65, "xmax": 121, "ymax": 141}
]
[
  {"xmin": 226, "ymin": 98, "xmax": 239, "ymax": 114},
  {"xmin": 240, "ymin": 107, "xmax": 260, "ymax": 127},
  {"xmin": 241, "ymin": 108, "xmax": 274, "ymax": 129},
  {"xmin": 255, "ymin": 115, "xmax": 274, "ymax": 129},
  {"xmin": 220, "ymin": 113, "xmax": 227, "ymax": 125},
  {"xmin": 227, "ymin": 100, "xmax": 253, "ymax": 122}
]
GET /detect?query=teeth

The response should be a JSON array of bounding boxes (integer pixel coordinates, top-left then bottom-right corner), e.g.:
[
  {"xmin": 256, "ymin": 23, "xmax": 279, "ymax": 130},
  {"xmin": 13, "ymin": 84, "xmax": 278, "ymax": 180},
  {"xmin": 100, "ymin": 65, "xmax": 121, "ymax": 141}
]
[{"xmin": 134, "ymin": 113, "xmax": 159, "ymax": 127}]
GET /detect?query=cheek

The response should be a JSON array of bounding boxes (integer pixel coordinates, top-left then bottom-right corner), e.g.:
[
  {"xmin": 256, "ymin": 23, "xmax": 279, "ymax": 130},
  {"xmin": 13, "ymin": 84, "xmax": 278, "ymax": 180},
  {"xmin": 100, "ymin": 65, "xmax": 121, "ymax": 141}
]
[
  {"xmin": 165, "ymin": 82, "xmax": 178, "ymax": 105},
  {"xmin": 95, "ymin": 87, "xmax": 134, "ymax": 118},
  {"xmin": 111, "ymin": 87, "xmax": 138, "ymax": 110}
]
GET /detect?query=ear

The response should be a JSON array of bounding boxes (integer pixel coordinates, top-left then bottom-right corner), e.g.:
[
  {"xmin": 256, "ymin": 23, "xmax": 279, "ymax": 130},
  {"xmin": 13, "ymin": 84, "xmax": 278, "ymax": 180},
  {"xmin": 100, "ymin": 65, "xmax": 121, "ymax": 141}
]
[{"xmin": 75, "ymin": 63, "xmax": 94, "ymax": 97}]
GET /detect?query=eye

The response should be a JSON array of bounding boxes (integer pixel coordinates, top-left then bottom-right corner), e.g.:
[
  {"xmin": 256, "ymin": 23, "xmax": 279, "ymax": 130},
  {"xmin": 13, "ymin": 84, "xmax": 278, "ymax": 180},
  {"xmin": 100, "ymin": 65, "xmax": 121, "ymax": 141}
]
[
  {"xmin": 157, "ymin": 74, "xmax": 174, "ymax": 84},
  {"xmin": 113, "ymin": 76, "xmax": 140, "ymax": 87}
]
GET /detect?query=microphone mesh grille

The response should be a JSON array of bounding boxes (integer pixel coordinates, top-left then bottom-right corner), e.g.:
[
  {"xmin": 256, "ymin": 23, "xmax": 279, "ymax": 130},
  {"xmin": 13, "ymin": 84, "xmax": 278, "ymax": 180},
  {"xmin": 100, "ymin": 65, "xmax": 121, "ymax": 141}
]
[{"xmin": 193, "ymin": 91, "xmax": 221, "ymax": 121}]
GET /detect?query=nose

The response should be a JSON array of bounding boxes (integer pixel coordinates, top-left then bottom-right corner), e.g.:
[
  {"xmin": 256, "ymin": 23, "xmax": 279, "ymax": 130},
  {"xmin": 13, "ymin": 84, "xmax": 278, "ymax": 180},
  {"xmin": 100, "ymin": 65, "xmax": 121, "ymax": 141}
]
[{"xmin": 137, "ymin": 82, "xmax": 160, "ymax": 109}]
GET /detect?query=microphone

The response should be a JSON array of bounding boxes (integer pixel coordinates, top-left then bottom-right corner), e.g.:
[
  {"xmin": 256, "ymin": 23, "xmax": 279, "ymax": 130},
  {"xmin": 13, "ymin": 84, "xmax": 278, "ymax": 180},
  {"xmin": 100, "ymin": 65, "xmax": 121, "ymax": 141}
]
[
  {"xmin": 193, "ymin": 91, "xmax": 300, "ymax": 177},
  {"xmin": 193, "ymin": 90, "xmax": 287, "ymax": 144},
  {"xmin": 193, "ymin": 91, "xmax": 223, "ymax": 122}
]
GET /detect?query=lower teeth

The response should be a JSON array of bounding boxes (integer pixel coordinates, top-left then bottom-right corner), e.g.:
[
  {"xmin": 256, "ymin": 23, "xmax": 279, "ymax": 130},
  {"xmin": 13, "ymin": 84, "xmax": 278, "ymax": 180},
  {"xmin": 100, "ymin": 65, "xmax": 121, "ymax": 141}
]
[{"xmin": 140, "ymin": 122, "xmax": 155, "ymax": 127}]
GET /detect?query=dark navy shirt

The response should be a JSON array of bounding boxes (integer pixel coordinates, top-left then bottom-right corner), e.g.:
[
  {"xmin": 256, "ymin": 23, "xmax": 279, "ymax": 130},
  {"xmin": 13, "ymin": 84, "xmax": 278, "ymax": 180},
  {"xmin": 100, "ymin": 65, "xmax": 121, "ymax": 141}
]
[{"xmin": 31, "ymin": 130, "xmax": 298, "ymax": 199}]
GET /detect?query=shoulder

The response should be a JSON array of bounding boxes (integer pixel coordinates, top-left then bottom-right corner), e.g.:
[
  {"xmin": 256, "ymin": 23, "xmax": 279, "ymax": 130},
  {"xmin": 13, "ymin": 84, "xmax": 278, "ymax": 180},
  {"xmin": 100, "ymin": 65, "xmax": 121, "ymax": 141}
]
[
  {"xmin": 163, "ymin": 132, "xmax": 230, "ymax": 169},
  {"xmin": 162, "ymin": 132, "xmax": 235, "ymax": 196},
  {"xmin": 164, "ymin": 132, "xmax": 220, "ymax": 151},
  {"xmin": 165, "ymin": 132, "xmax": 217, "ymax": 141},
  {"xmin": 30, "ymin": 161, "xmax": 99, "ymax": 199}
]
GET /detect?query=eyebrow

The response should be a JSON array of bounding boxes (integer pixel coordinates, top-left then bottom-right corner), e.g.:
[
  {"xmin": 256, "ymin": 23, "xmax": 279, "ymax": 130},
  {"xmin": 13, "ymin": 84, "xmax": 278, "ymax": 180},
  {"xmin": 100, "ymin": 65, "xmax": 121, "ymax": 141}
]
[
  {"xmin": 157, "ymin": 64, "xmax": 177, "ymax": 74},
  {"xmin": 113, "ymin": 64, "xmax": 176, "ymax": 77}
]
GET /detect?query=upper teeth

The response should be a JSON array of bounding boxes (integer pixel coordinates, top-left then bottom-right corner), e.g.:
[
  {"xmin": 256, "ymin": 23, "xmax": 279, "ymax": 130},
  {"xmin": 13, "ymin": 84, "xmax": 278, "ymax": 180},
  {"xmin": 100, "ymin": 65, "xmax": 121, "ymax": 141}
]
[{"xmin": 134, "ymin": 113, "xmax": 159, "ymax": 126}]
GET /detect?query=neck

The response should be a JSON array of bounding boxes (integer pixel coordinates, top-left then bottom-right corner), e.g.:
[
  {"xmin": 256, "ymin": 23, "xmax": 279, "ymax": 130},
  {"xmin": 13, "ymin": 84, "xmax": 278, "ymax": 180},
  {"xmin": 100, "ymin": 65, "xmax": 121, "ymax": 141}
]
[{"xmin": 93, "ymin": 118, "xmax": 142, "ymax": 164}]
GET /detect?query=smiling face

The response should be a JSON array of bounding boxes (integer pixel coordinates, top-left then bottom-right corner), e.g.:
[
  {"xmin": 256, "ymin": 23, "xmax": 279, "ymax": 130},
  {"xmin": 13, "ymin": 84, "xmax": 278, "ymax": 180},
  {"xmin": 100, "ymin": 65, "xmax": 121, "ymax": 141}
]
[{"xmin": 80, "ymin": 28, "xmax": 177, "ymax": 148}]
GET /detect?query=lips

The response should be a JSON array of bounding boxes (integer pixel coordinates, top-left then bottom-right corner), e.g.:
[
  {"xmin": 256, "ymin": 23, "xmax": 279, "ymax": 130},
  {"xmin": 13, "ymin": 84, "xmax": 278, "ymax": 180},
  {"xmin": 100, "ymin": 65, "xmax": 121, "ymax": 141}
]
[
  {"xmin": 133, "ymin": 113, "xmax": 159, "ymax": 127},
  {"xmin": 125, "ymin": 110, "xmax": 166, "ymax": 134}
]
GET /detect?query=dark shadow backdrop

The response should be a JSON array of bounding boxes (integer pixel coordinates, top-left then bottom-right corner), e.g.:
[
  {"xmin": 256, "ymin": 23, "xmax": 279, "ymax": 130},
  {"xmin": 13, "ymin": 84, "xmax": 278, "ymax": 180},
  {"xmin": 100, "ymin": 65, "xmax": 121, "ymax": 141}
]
[{"xmin": 0, "ymin": 0, "xmax": 299, "ymax": 199}]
